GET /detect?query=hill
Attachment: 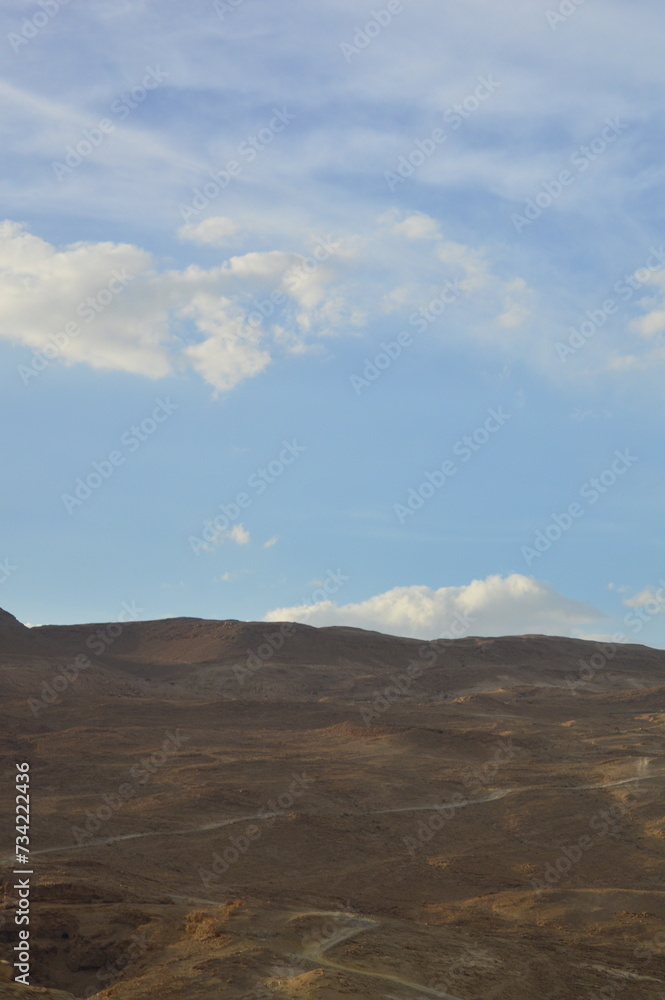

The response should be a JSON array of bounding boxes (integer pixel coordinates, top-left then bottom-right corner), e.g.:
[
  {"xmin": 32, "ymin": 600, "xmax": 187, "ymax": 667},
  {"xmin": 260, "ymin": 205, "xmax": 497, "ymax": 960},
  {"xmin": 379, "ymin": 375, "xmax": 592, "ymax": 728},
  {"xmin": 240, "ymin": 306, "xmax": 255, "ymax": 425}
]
[{"xmin": 1, "ymin": 608, "xmax": 664, "ymax": 999}]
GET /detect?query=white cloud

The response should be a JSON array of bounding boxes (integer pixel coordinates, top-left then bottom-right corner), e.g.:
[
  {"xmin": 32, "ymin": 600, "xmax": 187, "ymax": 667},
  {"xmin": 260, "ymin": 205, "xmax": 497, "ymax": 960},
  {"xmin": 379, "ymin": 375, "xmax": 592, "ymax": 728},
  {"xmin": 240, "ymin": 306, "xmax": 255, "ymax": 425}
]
[
  {"xmin": 623, "ymin": 585, "xmax": 665, "ymax": 612},
  {"xmin": 0, "ymin": 219, "xmax": 532, "ymax": 391},
  {"xmin": 229, "ymin": 524, "xmax": 250, "ymax": 545},
  {"xmin": 264, "ymin": 574, "xmax": 603, "ymax": 640},
  {"xmin": 0, "ymin": 220, "xmax": 168, "ymax": 378},
  {"xmin": 0, "ymin": 223, "xmax": 333, "ymax": 392},
  {"xmin": 632, "ymin": 309, "xmax": 665, "ymax": 339},
  {"xmin": 374, "ymin": 209, "xmax": 532, "ymax": 329},
  {"xmin": 0, "ymin": 213, "xmax": 531, "ymax": 392},
  {"xmin": 183, "ymin": 316, "xmax": 272, "ymax": 393},
  {"xmin": 196, "ymin": 521, "xmax": 250, "ymax": 554},
  {"xmin": 263, "ymin": 536, "xmax": 279, "ymax": 548},
  {"xmin": 178, "ymin": 216, "xmax": 240, "ymax": 247}
]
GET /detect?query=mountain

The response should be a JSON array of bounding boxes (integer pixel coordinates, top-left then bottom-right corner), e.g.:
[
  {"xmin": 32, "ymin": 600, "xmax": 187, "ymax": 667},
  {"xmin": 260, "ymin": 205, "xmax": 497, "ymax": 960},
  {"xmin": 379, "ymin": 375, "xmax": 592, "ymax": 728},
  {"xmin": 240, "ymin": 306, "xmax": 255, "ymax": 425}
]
[
  {"xmin": 1, "ymin": 609, "xmax": 664, "ymax": 999},
  {"xmin": 5, "ymin": 612, "xmax": 664, "ymax": 704},
  {"xmin": 0, "ymin": 607, "xmax": 26, "ymax": 631}
]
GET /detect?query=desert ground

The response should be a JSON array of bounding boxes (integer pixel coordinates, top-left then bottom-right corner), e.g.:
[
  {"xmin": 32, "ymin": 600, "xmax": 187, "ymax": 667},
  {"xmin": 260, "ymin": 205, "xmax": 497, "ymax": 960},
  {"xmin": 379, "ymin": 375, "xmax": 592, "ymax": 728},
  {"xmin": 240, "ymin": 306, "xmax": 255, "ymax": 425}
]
[{"xmin": 1, "ymin": 606, "xmax": 664, "ymax": 999}]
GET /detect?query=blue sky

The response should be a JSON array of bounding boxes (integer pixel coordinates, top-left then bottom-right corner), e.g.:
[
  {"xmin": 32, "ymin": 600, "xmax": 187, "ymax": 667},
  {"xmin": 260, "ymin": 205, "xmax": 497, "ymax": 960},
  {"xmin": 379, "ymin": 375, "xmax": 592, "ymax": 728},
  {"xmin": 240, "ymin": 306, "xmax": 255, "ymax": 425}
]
[{"xmin": 1, "ymin": 0, "xmax": 664, "ymax": 645}]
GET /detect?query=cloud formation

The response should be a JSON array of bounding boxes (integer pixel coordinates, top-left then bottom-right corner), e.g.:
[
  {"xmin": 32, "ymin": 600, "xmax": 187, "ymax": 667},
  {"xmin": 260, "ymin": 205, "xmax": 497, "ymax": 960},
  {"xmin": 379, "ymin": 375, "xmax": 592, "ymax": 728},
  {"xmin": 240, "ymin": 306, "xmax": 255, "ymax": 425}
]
[
  {"xmin": 264, "ymin": 573, "xmax": 603, "ymax": 639},
  {"xmin": 623, "ymin": 585, "xmax": 665, "ymax": 613},
  {"xmin": 0, "ymin": 217, "xmax": 530, "ymax": 393}
]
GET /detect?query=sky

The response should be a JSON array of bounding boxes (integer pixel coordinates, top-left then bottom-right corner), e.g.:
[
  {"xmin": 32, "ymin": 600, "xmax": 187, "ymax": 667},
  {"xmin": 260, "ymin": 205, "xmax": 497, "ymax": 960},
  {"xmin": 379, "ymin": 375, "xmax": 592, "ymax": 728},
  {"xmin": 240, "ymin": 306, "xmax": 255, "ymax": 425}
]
[{"xmin": 1, "ymin": 0, "xmax": 664, "ymax": 646}]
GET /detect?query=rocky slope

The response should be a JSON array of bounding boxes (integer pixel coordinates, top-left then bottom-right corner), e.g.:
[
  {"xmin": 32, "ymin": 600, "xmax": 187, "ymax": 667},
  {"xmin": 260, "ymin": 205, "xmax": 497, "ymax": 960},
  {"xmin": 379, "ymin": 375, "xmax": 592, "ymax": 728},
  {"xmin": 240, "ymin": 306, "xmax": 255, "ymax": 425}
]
[{"xmin": 1, "ymin": 608, "xmax": 664, "ymax": 998}]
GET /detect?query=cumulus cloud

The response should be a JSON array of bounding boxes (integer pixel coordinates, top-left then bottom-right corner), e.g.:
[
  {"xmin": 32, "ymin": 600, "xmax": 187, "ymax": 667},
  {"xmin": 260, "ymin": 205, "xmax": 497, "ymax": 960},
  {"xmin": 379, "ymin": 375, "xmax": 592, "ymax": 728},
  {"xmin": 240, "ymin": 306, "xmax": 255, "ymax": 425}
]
[
  {"xmin": 0, "ymin": 219, "xmax": 532, "ymax": 393},
  {"xmin": 264, "ymin": 574, "xmax": 603, "ymax": 640},
  {"xmin": 0, "ymin": 220, "xmax": 168, "ymax": 378},
  {"xmin": 0, "ymin": 222, "xmax": 333, "ymax": 392}
]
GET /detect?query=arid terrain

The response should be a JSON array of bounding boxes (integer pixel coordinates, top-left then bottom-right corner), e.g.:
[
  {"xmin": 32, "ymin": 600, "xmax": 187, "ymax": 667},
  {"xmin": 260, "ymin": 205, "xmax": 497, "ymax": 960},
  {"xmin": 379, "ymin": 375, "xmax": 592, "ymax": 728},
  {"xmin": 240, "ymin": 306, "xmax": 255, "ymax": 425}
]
[{"xmin": 1, "ymin": 606, "xmax": 664, "ymax": 999}]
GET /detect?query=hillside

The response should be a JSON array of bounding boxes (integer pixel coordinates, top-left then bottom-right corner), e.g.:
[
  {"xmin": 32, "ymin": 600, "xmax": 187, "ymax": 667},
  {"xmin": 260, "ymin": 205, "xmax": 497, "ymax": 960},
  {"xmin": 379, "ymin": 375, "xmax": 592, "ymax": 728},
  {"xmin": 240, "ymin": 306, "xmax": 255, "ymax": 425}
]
[{"xmin": 1, "ymin": 609, "xmax": 664, "ymax": 999}]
